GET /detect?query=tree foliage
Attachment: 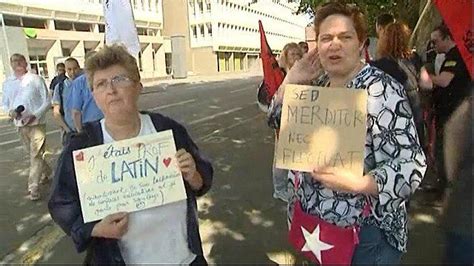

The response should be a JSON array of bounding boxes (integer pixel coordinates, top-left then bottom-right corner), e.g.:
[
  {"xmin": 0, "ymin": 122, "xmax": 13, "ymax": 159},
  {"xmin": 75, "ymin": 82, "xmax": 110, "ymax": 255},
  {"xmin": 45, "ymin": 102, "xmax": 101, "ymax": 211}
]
[{"xmin": 296, "ymin": 0, "xmax": 420, "ymax": 36}]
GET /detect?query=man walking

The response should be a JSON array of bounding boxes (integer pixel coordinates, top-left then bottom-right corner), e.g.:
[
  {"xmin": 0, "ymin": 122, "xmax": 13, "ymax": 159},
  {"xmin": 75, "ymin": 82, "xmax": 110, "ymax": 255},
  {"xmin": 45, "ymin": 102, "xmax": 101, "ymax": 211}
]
[
  {"xmin": 51, "ymin": 57, "xmax": 81, "ymax": 145},
  {"xmin": 429, "ymin": 24, "xmax": 471, "ymax": 199},
  {"xmin": 2, "ymin": 54, "xmax": 52, "ymax": 201},
  {"xmin": 49, "ymin": 62, "xmax": 66, "ymax": 93}
]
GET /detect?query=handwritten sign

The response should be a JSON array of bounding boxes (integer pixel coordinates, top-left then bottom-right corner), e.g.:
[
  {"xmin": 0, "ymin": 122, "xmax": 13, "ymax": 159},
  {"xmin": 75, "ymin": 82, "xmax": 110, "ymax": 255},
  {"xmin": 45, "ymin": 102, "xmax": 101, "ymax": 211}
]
[
  {"xmin": 73, "ymin": 130, "xmax": 187, "ymax": 223},
  {"xmin": 275, "ymin": 85, "xmax": 368, "ymax": 176}
]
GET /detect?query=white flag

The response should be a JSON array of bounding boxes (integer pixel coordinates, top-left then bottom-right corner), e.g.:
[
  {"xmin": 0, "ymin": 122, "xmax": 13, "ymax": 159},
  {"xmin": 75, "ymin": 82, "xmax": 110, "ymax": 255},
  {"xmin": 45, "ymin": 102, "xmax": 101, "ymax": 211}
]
[{"xmin": 103, "ymin": 0, "xmax": 140, "ymax": 58}]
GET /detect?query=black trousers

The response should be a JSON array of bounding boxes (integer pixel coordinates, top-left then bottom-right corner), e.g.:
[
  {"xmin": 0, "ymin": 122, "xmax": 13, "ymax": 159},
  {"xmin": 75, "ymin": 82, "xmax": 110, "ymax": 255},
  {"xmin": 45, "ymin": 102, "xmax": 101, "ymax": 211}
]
[
  {"xmin": 191, "ymin": 255, "xmax": 208, "ymax": 265},
  {"xmin": 434, "ymin": 113, "xmax": 449, "ymax": 196}
]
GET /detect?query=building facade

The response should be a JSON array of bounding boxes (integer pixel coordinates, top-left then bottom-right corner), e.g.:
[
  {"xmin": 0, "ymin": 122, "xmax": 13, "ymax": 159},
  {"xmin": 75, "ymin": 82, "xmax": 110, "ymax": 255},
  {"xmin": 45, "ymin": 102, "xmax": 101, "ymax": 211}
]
[
  {"xmin": 0, "ymin": 0, "xmax": 307, "ymax": 86},
  {"xmin": 0, "ymin": 0, "xmax": 171, "ymax": 86},
  {"xmin": 182, "ymin": 0, "xmax": 308, "ymax": 75}
]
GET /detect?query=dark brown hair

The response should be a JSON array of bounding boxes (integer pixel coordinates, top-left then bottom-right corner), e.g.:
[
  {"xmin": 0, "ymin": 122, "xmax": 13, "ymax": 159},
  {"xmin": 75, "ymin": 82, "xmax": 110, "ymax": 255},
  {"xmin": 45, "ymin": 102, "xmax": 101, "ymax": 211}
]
[
  {"xmin": 313, "ymin": 2, "xmax": 367, "ymax": 44},
  {"xmin": 377, "ymin": 21, "xmax": 412, "ymax": 60}
]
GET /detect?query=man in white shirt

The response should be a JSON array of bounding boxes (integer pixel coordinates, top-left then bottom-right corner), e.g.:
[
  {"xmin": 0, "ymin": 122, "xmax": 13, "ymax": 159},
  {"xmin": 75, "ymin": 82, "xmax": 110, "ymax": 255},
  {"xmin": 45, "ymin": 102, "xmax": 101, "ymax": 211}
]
[{"xmin": 2, "ymin": 53, "xmax": 52, "ymax": 201}]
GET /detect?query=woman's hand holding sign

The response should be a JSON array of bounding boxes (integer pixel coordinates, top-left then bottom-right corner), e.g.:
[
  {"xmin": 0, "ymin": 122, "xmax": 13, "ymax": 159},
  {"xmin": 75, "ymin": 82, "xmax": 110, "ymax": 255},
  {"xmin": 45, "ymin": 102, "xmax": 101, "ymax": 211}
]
[
  {"xmin": 311, "ymin": 167, "xmax": 378, "ymax": 196},
  {"xmin": 176, "ymin": 149, "xmax": 203, "ymax": 191},
  {"xmin": 91, "ymin": 212, "xmax": 129, "ymax": 239}
]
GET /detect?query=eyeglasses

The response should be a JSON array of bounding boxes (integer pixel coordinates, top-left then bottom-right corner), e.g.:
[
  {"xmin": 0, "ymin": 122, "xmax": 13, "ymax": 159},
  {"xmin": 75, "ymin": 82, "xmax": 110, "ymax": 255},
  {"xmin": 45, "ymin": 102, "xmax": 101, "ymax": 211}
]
[{"xmin": 94, "ymin": 75, "xmax": 135, "ymax": 92}]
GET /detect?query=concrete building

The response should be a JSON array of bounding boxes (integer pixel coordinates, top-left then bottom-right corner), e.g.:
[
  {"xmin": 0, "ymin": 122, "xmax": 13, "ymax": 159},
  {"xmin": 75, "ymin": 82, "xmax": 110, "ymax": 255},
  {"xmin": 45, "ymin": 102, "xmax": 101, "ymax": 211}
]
[
  {"xmin": 0, "ymin": 0, "xmax": 307, "ymax": 86},
  {"xmin": 0, "ymin": 0, "xmax": 171, "ymax": 87},
  {"xmin": 163, "ymin": 0, "xmax": 308, "ymax": 75}
]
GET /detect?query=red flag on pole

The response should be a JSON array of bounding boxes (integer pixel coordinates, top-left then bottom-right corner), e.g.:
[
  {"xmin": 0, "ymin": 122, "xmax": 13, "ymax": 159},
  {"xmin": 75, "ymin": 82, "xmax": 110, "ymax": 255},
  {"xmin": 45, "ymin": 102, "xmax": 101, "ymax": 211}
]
[
  {"xmin": 433, "ymin": 0, "xmax": 473, "ymax": 79},
  {"xmin": 257, "ymin": 20, "xmax": 285, "ymax": 110}
]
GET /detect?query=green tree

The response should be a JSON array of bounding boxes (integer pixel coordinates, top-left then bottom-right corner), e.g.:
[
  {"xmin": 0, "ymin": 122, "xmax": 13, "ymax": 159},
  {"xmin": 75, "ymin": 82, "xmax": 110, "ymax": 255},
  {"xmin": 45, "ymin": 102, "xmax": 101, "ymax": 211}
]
[{"xmin": 296, "ymin": 0, "xmax": 420, "ymax": 36}]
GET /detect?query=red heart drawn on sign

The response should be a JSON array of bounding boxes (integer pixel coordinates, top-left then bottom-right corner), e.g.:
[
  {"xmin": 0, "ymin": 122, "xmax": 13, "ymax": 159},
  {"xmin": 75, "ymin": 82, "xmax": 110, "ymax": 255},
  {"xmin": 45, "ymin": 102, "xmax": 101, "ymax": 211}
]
[
  {"xmin": 75, "ymin": 151, "xmax": 84, "ymax": 162},
  {"xmin": 163, "ymin": 157, "xmax": 172, "ymax": 167}
]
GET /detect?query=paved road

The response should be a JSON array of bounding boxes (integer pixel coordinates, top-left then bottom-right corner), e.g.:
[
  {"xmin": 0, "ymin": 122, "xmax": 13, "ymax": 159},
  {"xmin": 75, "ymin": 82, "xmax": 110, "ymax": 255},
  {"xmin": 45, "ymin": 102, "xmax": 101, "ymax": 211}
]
[{"xmin": 0, "ymin": 77, "xmax": 445, "ymax": 264}]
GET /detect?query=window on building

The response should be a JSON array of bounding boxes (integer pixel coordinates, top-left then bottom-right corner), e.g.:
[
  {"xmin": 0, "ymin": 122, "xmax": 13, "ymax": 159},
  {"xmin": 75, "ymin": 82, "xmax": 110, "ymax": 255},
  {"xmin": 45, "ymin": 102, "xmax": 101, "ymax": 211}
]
[
  {"xmin": 205, "ymin": 0, "xmax": 211, "ymax": 12},
  {"xmin": 189, "ymin": 0, "xmax": 196, "ymax": 15},
  {"xmin": 74, "ymin": 22, "xmax": 91, "ymax": 32},
  {"xmin": 200, "ymin": 24, "xmax": 205, "ymax": 37},
  {"xmin": 224, "ymin": 52, "xmax": 230, "ymax": 71},
  {"xmin": 22, "ymin": 17, "xmax": 47, "ymax": 29},
  {"xmin": 146, "ymin": 28, "xmax": 157, "ymax": 36},
  {"xmin": 98, "ymin": 24, "xmax": 105, "ymax": 32},
  {"xmin": 165, "ymin": 52, "xmax": 172, "ymax": 75},
  {"xmin": 138, "ymin": 51, "xmax": 143, "ymax": 71},
  {"xmin": 62, "ymin": 48, "xmax": 71, "ymax": 57},
  {"xmin": 191, "ymin": 25, "xmax": 197, "ymax": 38},
  {"xmin": 55, "ymin": 20, "xmax": 73, "ymax": 31},
  {"xmin": 2, "ymin": 15, "xmax": 21, "ymax": 27},
  {"xmin": 198, "ymin": 0, "xmax": 204, "ymax": 13},
  {"xmin": 137, "ymin": 27, "xmax": 147, "ymax": 35},
  {"xmin": 152, "ymin": 50, "xmax": 156, "ymax": 71},
  {"xmin": 207, "ymin": 23, "xmax": 212, "ymax": 37},
  {"xmin": 29, "ymin": 55, "xmax": 48, "ymax": 79}
]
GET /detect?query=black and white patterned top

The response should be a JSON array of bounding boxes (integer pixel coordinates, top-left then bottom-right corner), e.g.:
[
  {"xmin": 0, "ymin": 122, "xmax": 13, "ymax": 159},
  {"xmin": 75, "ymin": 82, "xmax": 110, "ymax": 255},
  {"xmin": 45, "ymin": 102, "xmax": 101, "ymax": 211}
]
[{"xmin": 269, "ymin": 64, "xmax": 427, "ymax": 252}]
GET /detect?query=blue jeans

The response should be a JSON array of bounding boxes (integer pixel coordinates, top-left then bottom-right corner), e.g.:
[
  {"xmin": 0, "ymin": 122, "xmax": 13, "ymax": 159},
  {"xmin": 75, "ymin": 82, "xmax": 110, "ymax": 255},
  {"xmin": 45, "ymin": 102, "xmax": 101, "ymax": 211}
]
[
  {"xmin": 352, "ymin": 225, "xmax": 402, "ymax": 265},
  {"xmin": 444, "ymin": 231, "xmax": 473, "ymax": 265}
]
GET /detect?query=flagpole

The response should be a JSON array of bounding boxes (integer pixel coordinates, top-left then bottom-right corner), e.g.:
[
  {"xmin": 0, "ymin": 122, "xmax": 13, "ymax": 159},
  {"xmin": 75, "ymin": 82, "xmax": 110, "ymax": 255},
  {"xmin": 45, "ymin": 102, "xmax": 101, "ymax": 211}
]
[
  {"xmin": 0, "ymin": 13, "xmax": 11, "ymax": 62},
  {"xmin": 410, "ymin": 0, "xmax": 432, "ymax": 48}
]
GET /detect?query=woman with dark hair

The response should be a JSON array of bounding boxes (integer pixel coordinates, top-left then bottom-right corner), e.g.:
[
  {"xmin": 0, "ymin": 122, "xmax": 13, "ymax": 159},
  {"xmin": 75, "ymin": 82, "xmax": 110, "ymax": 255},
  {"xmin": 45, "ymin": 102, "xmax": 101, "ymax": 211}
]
[{"xmin": 269, "ymin": 3, "xmax": 426, "ymax": 264}]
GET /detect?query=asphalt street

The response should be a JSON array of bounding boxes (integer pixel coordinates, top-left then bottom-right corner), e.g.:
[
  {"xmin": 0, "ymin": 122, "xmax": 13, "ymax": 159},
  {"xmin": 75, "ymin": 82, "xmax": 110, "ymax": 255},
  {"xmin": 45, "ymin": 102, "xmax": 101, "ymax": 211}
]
[{"xmin": 0, "ymin": 77, "xmax": 445, "ymax": 264}]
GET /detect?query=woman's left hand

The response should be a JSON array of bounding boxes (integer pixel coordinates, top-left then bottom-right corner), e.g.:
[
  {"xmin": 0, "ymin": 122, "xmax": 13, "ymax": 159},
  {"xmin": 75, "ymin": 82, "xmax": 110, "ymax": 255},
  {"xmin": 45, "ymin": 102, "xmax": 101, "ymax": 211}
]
[
  {"xmin": 311, "ymin": 167, "xmax": 378, "ymax": 196},
  {"xmin": 176, "ymin": 149, "xmax": 203, "ymax": 190}
]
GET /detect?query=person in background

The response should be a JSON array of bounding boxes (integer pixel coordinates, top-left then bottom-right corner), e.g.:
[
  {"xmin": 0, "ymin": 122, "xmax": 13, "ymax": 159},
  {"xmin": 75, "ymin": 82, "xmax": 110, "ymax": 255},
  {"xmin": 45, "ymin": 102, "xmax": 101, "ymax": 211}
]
[
  {"xmin": 442, "ymin": 93, "xmax": 472, "ymax": 265},
  {"xmin": 48, "ymin": 44, "xmax": 213, "ymax": 264},
  {"xmin": 272, "ymin": 42, "xmax": 303, "ymax": 202},
  {"xmin": 298, "ymin": 41, "xmax": 309, "ymax": 54},
  {"xmin": 371, "ymin": 21, "xmax": 424, "ymax": 147},
  {"xmin": 279, "ymin": 42, "xmax": 304, "ymax": 74},
  {"xmin": 269, "ymin": 3, "xmax": 426, "ymax": 263},
  {"xmin": 51, "ymin": 57, "xmax": 82, "ymax": 145},
  {"xmin": 70, "ymin": 52, "xmax": 104, "ymax": 132},
  {"xmin": 2, "ymin": 54, "xmax": 52, "ymax": 201},
  {"xmin": 428, "ymin": 24, "xmax": 471, "ymax": 199},
  {"xmin": 49, "ymin": 62, "xmax": 66, "ymax": 93},
  {"xmin": 375, "ymin": 13, "xmax": 395, "ymax": 38}
]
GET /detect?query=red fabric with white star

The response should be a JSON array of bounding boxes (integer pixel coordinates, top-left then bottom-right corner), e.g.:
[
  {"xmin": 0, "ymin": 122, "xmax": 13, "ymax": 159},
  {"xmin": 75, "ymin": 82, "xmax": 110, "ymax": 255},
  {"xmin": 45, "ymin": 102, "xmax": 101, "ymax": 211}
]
[{"xmin": 288, "ymin": 202, "xmax": 359, "ymax": 265}]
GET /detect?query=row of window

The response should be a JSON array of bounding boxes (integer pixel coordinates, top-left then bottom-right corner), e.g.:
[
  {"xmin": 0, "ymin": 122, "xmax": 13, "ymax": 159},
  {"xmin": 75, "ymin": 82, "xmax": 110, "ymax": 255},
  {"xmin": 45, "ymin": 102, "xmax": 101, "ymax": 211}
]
[
  {"xmin": 189, "ymin": 0, "xmax": 301, "ymax": 28},
  {"xmin": 218, "ymin": 0, "xmax": 300, "ymax": 27},
  {"xmin": 213, "ymin": 22, "xmax": 299, "ymax": 40},
  {"xmin": 1, "ymin": 15, "xmax": 159, "ymax": 36},
  {"xmin": 191, "ymin": 23, "xmax": 213, "ymax": 38}
]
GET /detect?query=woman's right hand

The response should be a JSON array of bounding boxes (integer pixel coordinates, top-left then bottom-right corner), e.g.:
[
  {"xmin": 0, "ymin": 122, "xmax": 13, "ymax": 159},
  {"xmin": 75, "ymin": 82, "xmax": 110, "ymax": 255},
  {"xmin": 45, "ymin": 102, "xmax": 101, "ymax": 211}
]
[
  {"xmin": 284, "ymin": 48, "xmax": 321, "ymax": 85},
  {"xmin": 91, "ymin": 212, "xmax": 129, "ymax": 239},
  {"xmin": 275, "ymin": 48, "xmax": 321, "ymax": 104}
]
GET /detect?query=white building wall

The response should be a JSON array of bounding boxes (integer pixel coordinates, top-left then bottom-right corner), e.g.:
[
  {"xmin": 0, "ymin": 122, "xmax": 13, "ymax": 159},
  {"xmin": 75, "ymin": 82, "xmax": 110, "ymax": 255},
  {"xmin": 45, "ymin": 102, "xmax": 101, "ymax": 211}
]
[
  {"xmin": 0, "ymin": 0, "xmax": 167, "ymax": 85},
  {"xmin": 188, "ymin": 0, "xmax": 306, "ymax": 52}
]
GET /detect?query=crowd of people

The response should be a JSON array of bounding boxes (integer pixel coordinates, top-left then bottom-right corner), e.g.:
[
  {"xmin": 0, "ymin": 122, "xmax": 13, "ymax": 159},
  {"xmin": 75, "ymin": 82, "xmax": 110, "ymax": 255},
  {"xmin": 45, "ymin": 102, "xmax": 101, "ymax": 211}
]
[{"xmin": 1, "ymin": 1, "xmax": 471, "ymax": 264}]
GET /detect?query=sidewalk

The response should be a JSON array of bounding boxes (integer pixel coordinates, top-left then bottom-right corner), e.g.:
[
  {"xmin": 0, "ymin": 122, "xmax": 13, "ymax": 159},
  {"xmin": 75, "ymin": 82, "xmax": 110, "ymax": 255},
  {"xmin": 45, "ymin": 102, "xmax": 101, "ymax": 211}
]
[
  {"xmin": 0, "ymin": 70, "xmax": 263, "ymax": 124},
  {"xmin": 141, "ymin": 70, "xmax": 262, "ymax": 88}
]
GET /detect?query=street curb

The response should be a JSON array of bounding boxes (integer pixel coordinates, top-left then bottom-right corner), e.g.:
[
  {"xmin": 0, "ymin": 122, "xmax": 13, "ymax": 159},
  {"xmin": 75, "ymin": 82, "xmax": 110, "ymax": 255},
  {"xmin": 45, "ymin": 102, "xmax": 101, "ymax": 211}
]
[{"xmin": 0, "ymin": 221, "xmax": 65, "ymax": 265}]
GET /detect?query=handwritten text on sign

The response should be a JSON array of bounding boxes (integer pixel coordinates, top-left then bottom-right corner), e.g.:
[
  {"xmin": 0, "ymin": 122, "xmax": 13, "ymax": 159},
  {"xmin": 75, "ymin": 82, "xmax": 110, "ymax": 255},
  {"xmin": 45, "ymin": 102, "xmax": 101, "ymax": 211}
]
[
  {"xmin": 275, "ymin": 85, "xmax": 368, "ymax": 175},
  {"xmin": 73, "ymin": 130, "xmax": 187, "ymax": 223}
]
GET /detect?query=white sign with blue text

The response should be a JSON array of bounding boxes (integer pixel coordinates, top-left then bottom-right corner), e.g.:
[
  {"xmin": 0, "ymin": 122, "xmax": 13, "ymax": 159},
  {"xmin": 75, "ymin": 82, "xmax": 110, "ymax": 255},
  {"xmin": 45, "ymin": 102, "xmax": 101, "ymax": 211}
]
[{"xmin": 73, "ymin": 130, "xmax": 187, "ymax": 223}]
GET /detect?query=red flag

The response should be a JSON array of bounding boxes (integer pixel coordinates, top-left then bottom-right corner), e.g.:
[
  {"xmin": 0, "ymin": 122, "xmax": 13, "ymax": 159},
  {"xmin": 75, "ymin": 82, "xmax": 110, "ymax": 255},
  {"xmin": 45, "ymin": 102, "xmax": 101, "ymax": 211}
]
[
  {"xmin": 433, "ymin": 0, "xmax": 473, "ymax": 79},
  {"xmin": 257, "ymin": 20, "xmax": 285, "ymax": 107}
]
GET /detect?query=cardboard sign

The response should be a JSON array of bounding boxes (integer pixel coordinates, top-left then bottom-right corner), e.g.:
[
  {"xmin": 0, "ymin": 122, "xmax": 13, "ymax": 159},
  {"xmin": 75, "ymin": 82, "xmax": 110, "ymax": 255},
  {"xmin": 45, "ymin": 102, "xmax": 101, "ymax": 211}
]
[
  {"xmin": 275, "ymin": 85, "xmax": 368, "ymax": 176},
  {"xmin": 73, "ymin": 130, "xmax": 187, "ymax": 223}
]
